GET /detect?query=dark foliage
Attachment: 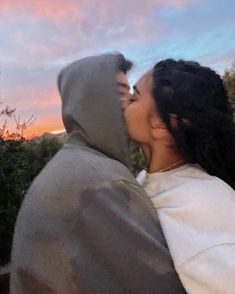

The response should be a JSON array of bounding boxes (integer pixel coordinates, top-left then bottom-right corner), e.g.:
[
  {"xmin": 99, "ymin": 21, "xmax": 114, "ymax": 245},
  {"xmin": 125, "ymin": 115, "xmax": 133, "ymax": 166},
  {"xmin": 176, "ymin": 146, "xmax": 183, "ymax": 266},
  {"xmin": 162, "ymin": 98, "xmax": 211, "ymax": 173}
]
[{"xmin": 0, "ymin": 138, "xmax": 62, "ymax": 265}]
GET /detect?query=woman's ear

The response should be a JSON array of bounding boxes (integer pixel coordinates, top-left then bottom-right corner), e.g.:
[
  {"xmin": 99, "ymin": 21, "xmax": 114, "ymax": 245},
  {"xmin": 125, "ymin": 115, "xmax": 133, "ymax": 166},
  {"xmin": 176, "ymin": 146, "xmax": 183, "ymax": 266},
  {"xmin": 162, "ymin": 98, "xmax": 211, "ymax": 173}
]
[{"xmin": 149, "ymin": 114, "xmax": 170, "ymax": 140}]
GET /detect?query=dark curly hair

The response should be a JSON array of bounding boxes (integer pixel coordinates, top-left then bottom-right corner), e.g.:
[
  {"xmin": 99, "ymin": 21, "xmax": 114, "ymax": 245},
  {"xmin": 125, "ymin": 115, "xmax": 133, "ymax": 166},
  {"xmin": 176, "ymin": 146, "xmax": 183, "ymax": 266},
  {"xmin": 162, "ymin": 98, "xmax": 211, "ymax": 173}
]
[{"xmin": 152, "ymin": 59, "xmax": 235, "ymax": 189}]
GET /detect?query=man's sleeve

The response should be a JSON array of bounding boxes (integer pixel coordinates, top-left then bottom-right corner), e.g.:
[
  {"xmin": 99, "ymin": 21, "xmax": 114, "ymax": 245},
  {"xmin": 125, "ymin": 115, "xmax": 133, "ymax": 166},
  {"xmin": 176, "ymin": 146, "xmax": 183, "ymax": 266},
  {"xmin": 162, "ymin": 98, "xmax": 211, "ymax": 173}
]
[{"xmin": 70, "ymin": 180, "xmax": 186, "ymax": 293}]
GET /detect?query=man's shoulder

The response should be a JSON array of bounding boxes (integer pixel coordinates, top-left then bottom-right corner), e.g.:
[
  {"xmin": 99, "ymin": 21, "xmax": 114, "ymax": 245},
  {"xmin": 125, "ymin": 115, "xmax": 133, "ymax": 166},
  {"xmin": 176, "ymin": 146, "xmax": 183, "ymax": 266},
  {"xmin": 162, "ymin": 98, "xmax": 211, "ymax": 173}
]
[{"xmin": 26, "ymin": 145, "xmax": 139, "ymax": 201}]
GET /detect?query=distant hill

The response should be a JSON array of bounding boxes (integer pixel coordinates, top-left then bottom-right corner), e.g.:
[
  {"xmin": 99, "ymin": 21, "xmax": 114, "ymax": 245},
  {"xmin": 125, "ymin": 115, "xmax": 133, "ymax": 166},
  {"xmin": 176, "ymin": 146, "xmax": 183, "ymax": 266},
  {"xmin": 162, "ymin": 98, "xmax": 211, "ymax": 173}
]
[{"xmin": 31, "ymin": 131, "xmax": 68, "ymax": 143}]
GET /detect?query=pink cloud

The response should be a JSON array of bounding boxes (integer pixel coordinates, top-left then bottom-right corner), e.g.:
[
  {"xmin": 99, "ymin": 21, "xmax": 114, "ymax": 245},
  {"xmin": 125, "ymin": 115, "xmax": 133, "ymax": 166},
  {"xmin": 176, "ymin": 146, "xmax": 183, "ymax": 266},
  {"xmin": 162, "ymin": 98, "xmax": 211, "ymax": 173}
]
[
  {"xmin": 4, "ymin": 83, "xmax": 61, "ymax": 112},
  {"xmin": 76, "ymin": 0, "xmax": 197, "ymax": 44},
  {"xmin": 0, "ymin": 0, "xmax": 196, "ymax": 24},
  {"xmin": 1, "ymin": 0, "xmax": 198, "ymax": 60},
  {"xmin": 0, "ymin": 0, "xmax": 83, "ymax": 22},
  {"xmin": 19, "ymin": 88, "xmax": 61, "ymax": 111},
  {"xmin": 1, "ymin": 0, "xmax": 200, "ymax": 139}
]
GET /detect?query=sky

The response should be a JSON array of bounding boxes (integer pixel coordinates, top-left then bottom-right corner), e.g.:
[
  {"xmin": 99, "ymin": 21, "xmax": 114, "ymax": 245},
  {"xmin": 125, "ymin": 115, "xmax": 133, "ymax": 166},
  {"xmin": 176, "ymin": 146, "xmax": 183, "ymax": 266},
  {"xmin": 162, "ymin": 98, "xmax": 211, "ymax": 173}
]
[{"xmin": 0, "ymin": 0, "xmax": 235, "ymax": 137}]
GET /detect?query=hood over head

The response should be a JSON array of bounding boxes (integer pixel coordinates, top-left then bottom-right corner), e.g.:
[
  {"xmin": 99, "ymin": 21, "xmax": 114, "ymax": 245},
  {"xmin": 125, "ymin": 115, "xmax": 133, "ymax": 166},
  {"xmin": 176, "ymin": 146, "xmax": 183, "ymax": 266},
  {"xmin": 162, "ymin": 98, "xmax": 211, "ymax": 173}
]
[{"xmin": 58, "ymin": 53, "xmax": 131, "ymax": 167}]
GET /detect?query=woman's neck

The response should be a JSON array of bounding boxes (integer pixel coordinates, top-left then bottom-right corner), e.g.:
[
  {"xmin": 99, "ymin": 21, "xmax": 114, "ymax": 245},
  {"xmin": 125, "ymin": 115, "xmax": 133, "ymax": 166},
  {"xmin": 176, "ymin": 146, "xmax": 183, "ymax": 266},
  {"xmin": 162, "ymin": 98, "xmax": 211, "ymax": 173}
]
[{"xmin": 140, "ymin": 142, "xmax": 184, "ymax": 174}]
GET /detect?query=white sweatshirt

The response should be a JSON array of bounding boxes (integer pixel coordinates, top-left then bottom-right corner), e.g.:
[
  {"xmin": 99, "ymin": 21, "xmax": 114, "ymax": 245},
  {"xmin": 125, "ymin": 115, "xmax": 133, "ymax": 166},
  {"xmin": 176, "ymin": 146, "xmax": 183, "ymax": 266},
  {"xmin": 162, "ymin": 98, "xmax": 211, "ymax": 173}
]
[{"xmin": 137, "ymin": 164, "xmax": 235, "ymax": 294}]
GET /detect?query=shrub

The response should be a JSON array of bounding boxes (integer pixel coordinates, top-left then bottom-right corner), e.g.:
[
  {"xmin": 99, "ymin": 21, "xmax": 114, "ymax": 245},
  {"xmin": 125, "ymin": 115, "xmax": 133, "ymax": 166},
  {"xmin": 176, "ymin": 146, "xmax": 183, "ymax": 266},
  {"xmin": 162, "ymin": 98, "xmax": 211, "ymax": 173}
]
[{"xmin": 0, "ymin": 137, "xmax": 62, "ymax": 265}]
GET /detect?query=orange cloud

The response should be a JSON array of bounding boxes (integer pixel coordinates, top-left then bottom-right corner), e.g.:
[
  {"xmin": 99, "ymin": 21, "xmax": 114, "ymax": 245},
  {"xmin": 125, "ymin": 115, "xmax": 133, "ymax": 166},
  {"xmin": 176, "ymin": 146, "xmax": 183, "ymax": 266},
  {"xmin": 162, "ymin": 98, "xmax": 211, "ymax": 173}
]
[
  {"xmin": 24, "ymin": 115, "xmax": 64, "ymax": 138},
  {"xmin": 1, "ymin": 111, "xmax": 64, "ymax": 139}
]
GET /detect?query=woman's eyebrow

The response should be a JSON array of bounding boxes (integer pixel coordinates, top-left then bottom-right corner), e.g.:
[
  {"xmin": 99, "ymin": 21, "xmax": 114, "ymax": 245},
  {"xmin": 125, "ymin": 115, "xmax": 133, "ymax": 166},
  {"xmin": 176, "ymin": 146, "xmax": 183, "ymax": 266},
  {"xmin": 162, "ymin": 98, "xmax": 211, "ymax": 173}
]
[{"xmin": 133, "ymin": 85, "xmax": 140, "ymax": 95}]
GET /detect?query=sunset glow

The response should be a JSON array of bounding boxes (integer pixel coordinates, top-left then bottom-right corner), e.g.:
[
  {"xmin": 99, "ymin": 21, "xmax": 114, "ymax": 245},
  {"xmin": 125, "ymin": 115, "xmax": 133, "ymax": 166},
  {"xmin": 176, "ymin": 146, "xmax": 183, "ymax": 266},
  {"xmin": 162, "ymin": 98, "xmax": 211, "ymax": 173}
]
[
  {"xmin": 1, "ymin": 0, "xmax": 234, "ymax": 137},
  {"xmin": 24, "ymin": 121, "xmax": 64, "ymax": 139}
]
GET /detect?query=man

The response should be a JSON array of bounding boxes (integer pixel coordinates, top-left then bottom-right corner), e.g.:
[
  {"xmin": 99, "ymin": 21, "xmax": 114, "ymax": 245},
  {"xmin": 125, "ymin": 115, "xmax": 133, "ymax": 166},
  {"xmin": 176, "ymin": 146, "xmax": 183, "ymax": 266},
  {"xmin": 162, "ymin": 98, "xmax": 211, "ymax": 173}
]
[{"xmin": 11, "ymin": 53, "xmax": 185, "ymax": 293}]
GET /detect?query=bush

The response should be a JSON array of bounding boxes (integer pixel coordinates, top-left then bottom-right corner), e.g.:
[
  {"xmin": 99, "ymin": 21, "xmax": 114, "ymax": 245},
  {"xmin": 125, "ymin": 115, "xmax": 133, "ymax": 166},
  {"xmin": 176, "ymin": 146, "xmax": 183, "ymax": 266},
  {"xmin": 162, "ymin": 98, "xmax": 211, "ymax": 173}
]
[
  {"xmin": 0, "ymin": 137, "xmax": 62, "ymax": 265},
  {"xmin": 130, "ymin": 142, "xmax": 146, "ymax": 176},
  {"xmin": 223, "ymin": 62, "xmax": 235, "ymax": 115}
]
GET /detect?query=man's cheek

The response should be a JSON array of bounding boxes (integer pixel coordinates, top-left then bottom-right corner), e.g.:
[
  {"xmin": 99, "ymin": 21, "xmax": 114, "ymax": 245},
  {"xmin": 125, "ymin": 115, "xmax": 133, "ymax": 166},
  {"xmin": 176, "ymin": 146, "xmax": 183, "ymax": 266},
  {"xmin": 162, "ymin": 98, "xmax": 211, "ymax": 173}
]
[{"xmin": 120, "ymin": 96, "xmax": 131, "ymax": 110}]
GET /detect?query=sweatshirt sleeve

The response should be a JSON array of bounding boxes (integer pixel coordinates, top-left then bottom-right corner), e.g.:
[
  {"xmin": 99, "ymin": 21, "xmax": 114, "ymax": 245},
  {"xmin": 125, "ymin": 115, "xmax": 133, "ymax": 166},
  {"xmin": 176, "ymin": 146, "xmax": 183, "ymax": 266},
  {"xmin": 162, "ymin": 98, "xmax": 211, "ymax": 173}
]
[
  {"xmin": 11, "ymin": 177, "xmax": 186, "ymax": 294},
  {"xmin": 67, "ymin": 179, "xmax": 186, "ymax": 293},
  {"xmin": 178, "ymin": 243, "xmax": 235, "ymax": 294}
]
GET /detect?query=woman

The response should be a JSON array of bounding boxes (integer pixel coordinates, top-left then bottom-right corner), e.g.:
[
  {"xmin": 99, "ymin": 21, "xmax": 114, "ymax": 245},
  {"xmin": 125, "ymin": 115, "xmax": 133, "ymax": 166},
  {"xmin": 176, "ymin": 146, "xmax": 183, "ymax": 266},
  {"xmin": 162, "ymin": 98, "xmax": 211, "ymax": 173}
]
[{"xmin": 124, "ymin": 59, "xmax": 235, "ymax": 293}]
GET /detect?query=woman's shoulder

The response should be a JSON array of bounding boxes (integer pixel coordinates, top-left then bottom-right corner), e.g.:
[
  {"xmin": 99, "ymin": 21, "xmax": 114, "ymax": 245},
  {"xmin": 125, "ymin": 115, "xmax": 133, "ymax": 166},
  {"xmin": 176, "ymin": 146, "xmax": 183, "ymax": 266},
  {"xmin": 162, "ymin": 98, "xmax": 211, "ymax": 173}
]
[
  {"xmin": 151, "ymin": 164, "xmax": 235, "ymax": 211},
  {"xmin": 174, "ymin": 164, "xmax": 235, "ymax": 200}
]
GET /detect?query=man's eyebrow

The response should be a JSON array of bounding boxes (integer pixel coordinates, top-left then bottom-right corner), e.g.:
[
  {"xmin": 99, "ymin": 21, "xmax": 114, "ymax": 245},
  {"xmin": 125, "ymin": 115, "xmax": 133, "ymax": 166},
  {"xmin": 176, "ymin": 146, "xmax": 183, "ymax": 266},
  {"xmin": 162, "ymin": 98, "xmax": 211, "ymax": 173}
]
[
  {"xmin": 118, "ymin": 82, "xmax": 130, "ymax": 91},
  {"xmin": 133, "ymin": 85, "xmax": 140, "ymax": 95}
]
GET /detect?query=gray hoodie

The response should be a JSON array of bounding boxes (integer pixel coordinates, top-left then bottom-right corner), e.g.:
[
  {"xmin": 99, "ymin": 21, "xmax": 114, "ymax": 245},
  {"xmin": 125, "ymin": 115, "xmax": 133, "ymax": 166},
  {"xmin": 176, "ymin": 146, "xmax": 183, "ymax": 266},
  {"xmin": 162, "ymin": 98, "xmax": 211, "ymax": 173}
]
[{"xmin": 10, "ymin": 53, "xmax": 185, "ymax": 293}]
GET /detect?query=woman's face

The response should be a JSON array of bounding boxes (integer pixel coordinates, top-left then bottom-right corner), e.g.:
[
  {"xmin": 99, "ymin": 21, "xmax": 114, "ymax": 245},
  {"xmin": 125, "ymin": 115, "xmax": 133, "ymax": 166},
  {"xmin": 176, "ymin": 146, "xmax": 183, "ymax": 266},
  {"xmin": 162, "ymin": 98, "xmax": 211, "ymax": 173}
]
[{"xmin": 124, "ymin": 70, "xmax": 159, "ymax": 144}]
